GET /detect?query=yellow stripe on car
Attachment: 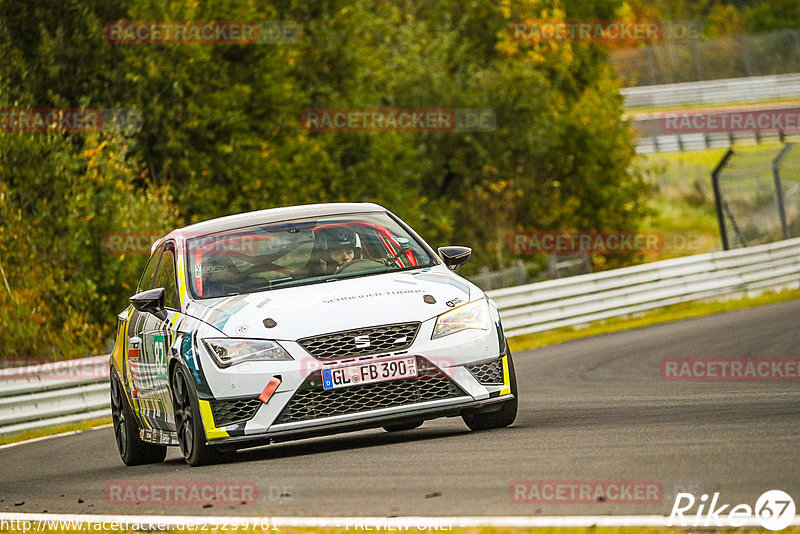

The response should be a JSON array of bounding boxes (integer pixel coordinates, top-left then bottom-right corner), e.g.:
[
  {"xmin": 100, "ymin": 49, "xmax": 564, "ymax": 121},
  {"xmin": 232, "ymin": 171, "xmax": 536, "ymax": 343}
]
[
  {"xmin": 500, "ymin": 355, "xmax": 511, "ymax": 396},
  {"xmin": 110, "ymin": 319, "xmax": 126, "ymax": 378},
  {"xmin": 175, "ymin": 253, "xmax": 188, "ymax": 308},
  {"xmin": 197, "ymin": 400, "xmax": 230, "ymax": 440}
]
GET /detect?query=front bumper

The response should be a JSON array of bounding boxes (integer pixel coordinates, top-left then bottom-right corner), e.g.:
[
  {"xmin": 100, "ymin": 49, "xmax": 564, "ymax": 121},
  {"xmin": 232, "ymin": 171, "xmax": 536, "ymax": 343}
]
[
  {"xmin": 208, "ymin": 394, "xmax": 514, "ymax": 449},
  {"xmin": 193, "ymin": 311, "xmax": 511, "ymax": 444}
]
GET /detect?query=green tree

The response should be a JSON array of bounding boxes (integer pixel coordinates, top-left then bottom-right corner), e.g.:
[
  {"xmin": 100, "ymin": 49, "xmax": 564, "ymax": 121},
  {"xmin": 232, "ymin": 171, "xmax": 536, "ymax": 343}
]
[{"xmin": 0, "ymin": 0, "xmax": 654, "ymax": 357}]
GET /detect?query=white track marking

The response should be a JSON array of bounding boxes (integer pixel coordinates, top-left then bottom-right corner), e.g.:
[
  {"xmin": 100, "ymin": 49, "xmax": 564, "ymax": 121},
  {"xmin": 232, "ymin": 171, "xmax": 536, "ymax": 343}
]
[
  {"xmin": 1, "ymin": 512, "xmax": 798, "ymax": 528},
  {"xmin": 0, "ymin": 424, "xmax": 111, "ymax": 450}
]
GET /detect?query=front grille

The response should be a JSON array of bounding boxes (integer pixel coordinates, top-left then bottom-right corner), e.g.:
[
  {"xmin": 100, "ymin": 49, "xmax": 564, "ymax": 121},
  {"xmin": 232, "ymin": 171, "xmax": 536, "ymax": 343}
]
[
  {"xmin": 298, "ymin": 322, "xmax": 421, "ymax": 360},
  {"xmin": 210, "ymin": 398, "xmax": 262, "ymax": 427},
  {"xmin": 467, "ymin": 358, "xmax": 504, "ymax": 385},
  {"xmin": 274, "ymin": 357, "xmax": 465, "ymax": 424}
]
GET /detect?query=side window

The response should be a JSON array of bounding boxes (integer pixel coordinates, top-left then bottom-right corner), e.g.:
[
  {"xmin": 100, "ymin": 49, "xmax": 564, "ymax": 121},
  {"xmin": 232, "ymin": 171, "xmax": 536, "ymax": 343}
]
[
  {"xmin": 137, "ymin": 243, "xmax": 165, "ymax": 293},
  {"xmin": 153, "ymin": 246, "xmax": 180, "ymax": 310}
]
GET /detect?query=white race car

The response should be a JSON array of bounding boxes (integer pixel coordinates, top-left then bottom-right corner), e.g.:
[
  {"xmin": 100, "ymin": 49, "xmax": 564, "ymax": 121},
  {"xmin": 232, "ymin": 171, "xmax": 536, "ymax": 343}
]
[{"xmin": 110, "ymin": 203, "xmax": 518, "ymax": 466}]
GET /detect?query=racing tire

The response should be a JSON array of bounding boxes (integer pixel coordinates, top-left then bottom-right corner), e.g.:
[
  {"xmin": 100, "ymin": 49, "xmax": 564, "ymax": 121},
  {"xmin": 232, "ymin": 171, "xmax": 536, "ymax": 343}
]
[
  {"xmin": 171, "ymin": 366, "xmax": 231, "ymax": 467},
  {"xmin": 383, "ymin": 420, "xmax": 423, "ymax": 432},
  {"xmin": 462, "ymin": 351, "xmax": 518, "ymax": 431},
  {"xmin": 110, "ymin": 370, "xmax": 167, "ymax": 466}
]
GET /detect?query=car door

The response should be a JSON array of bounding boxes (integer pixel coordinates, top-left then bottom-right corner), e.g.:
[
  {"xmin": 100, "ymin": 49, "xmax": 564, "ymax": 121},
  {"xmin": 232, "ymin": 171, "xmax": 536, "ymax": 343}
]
[{"xmin": 127, "ymin": 241, "xmax": 182, "ymax": 431}]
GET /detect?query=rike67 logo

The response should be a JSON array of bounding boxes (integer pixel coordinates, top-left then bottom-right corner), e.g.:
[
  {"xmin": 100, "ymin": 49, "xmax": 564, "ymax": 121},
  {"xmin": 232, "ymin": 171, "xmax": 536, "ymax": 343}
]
[{"xmin": 669, "ymin": 490, "xmax": 796, "ymax": 530}]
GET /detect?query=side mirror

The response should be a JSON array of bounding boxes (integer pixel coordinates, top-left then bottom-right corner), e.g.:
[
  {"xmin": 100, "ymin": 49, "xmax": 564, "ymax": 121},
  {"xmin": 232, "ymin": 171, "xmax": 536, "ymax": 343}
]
[
  {"xmin": 438, "ymin": 246, "xmax": 472, "ymax": 271},
  {"xmin": 130, "ymin": 287, "xmax": 168, "ymax": 321}
]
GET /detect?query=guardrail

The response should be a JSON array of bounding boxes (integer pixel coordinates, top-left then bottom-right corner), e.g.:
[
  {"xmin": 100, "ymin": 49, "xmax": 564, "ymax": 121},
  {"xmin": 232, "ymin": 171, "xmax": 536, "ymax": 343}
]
[
  {"xmin": 621, "ymin": 73, "xmax": 800, "ymax": 109},
  {"xmin": 4, "ymin": 237, "xmax": 800, "ymax": 437},
  {"xmin": 632, "ymin": 130, "xmax": 800, "ymax": 154},
  {"xmin": 630, "ymin": 103, "xmax": 800, "ymax": 153},
  {"xmin": 487, "ymin": 236, "xmax": 800, "ymax": 338},
  {"xmin": 0, "ymin": 356, "xmax": 110, "ymax": 438}
]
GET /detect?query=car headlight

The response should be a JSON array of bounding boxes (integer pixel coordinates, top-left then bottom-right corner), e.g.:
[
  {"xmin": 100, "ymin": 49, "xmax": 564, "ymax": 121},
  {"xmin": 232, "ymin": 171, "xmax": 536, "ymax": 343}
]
[
  {"xmin": 202, "ymin": 338, "xmax": 293, "ymax": 368},
  {"xmin": 432, "ymin": 299, "xmax": 491, "ymax": 339}
]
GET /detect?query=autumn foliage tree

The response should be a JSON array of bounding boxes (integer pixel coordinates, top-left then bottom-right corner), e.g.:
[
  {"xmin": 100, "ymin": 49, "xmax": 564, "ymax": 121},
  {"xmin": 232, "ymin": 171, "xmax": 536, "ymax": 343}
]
[{"xmin": 0, "ymin": 0, "xmax": 676, "ymax": 357}]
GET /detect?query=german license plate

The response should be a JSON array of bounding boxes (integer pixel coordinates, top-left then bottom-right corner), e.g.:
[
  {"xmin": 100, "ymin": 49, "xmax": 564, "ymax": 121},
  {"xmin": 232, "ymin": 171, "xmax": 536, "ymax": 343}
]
[{"xmin": 321, "ymin": 357, "xmax": 417, "ymax": 390}]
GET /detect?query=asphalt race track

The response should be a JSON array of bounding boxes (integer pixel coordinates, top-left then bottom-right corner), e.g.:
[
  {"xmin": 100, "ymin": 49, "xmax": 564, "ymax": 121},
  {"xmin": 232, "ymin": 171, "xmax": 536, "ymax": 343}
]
[{"xmin": 1, "ymin": 300, "xmax": 798, "ymax": 517}]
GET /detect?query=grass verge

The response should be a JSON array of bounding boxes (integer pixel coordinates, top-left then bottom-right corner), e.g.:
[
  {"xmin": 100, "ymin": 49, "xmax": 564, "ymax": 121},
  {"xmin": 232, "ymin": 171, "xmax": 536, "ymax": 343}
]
[
  {"xmin": 507, "ymin": 286, "xmax": 800, "ymax": 353},
  {"xmin": 0, "ymin": 417, "xmax": 111, "ymax": 446},
  {"xmin": 625, "ymin": 95, "xmax": 800, "ymax": 114}
]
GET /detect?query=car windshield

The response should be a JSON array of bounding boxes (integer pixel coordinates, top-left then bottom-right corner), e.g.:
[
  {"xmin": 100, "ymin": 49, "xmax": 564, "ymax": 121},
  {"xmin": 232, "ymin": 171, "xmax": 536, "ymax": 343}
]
[{"xmin": 185, "ymin": 212, "xmax": 437, "ymax": 299}]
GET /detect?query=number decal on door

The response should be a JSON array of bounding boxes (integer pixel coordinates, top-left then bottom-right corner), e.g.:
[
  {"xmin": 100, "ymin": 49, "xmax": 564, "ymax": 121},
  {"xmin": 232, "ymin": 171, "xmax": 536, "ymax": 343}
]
[{"xmin": 154, "ymin": 334, "xmax": 168, "ymax": 381}]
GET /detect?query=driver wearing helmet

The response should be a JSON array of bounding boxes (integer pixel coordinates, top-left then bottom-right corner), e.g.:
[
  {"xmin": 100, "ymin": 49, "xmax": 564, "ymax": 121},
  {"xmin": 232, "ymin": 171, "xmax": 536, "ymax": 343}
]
[{"xmin": 325, "ymin": 228, "xmax": 361, "ymax": 273}]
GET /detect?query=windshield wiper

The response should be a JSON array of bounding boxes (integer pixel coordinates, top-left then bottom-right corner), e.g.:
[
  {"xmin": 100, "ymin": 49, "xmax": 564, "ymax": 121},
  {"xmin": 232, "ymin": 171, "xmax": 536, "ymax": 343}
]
[{"xmin": 248, "ymin": 278, "xmax": 298, "ymax": 292}]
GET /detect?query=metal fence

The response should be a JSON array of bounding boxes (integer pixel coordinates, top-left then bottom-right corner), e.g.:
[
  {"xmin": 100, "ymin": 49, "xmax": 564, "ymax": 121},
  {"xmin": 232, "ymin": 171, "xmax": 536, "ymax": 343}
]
[
  {"xmin": 468, "ymin": 261, "xmax": 529, "ymax": 290},
  {"xmin": 611, "ymin": 30, "xmax": 800, "ymax": 87},
  {"xmin": 712, "ymin": 143, "xmax": 800, "ymax": 249},
  {"xmin": 4, "ymin": 237, "xmax": 800, "ymax": 437},
  {"xmin": 465, "ymin": 255, "xmax": 593, "ymax": 290}
]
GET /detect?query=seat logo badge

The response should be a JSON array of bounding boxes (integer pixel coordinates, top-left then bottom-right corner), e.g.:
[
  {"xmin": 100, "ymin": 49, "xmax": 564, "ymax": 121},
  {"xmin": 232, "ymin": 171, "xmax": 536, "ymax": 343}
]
[
  {"xmin": 354, "ymin": 335, "xmax": 370, "ymax": 348},
  {"xmin": 446, "ymin": 297, "xmax": 463, "ymax": 308}
]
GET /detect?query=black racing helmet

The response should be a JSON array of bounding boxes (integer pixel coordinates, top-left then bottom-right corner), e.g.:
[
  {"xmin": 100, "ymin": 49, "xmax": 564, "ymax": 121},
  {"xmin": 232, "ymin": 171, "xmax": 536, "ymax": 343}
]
[
  {"xmin": 329, "ymin": 228, "xmax": 357, "ymax": 249},
  {"xmin": 322, "ymin": 228, "xmax": 362, "ymax": 258}
]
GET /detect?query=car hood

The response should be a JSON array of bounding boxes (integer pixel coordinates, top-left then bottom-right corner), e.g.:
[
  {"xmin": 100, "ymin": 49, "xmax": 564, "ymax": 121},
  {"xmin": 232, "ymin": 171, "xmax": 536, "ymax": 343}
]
[{"xmin": 184, "ymin": 266, "xmax": 476, "ymax": 341}]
